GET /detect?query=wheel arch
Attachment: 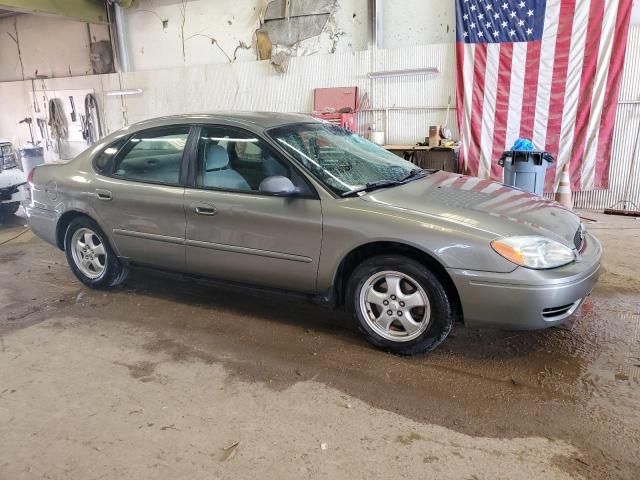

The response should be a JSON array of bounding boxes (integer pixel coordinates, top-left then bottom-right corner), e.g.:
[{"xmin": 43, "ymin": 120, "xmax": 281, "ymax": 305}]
[
  {"xmin": 55, "ymin": 210, "xmax": 102, "ymax": 251},
  {"xmin": 332, "ymin": 241, "xmax": 463, "ymax": 322}
]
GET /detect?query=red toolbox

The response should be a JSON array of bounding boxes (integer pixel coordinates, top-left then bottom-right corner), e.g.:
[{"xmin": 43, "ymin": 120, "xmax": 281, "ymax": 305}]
[{"xmin": 311, "ymin": 87, "xmax": 358, "ymax": 132}]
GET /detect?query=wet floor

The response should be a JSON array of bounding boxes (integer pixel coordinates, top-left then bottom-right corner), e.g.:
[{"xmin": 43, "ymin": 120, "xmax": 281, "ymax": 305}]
[{"xmin": 1, "ymin": 211, "xmax": 639, "ymax": 479}]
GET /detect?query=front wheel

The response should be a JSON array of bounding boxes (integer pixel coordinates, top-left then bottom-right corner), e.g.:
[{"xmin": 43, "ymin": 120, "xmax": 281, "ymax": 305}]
[
  {"xmin": 347, "ymin": 255, "xmax": 454, "ymax": 355},
  {"xmin": 64, "ymin": 217, "xmax": 129, "ymax": 288}
]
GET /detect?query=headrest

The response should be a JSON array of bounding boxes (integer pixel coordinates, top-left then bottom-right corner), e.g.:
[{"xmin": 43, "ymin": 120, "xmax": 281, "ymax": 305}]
[{"xmin": 205, "ymin": 144, "xmax": 229, "ymax": 171}]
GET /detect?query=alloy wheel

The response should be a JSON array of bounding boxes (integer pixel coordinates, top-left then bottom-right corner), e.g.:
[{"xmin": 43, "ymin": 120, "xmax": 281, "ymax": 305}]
[
  {"xmin": 359, "ymin": 270, "xmax": 431, "ymax": 342},
  {"xmin": 71, "ymin": 227, "xmax": 107, "ymax": 279}
]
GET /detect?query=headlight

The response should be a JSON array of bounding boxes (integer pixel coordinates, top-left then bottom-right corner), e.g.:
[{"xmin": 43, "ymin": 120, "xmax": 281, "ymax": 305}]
[
  {"xmin": 491, "ymin": 236, "xmax": 575, "ymax": 269},
  {"xmin": 1, "ymin": 145, "xmax": 11, "ymax": 155}
]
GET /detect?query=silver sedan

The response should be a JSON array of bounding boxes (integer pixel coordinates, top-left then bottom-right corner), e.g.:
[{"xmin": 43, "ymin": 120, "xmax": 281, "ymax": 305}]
[{"xmin": 24, "ymin": 113, "xmax": 601, "ymax": 355}]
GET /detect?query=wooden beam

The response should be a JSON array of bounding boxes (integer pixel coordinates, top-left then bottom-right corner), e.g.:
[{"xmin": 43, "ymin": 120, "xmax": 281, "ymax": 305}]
[{"xmin": 0, "ymin": 0, "xmax": 107, "ymax": 24}]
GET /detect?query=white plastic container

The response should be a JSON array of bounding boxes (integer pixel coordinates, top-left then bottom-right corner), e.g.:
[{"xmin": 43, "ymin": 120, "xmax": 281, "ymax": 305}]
[{"xmin": 20, "ymin": 145, "xmax": 45, "ymax": 173}]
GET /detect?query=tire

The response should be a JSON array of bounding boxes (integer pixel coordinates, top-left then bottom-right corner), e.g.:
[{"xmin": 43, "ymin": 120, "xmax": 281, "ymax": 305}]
[
  {"xmin": 64, "ymin": 216, "xmax": 129, "ymax": 288},
  {"xmin": 347, "ymin": 255, "xmax": 454, "ymax": 355}
]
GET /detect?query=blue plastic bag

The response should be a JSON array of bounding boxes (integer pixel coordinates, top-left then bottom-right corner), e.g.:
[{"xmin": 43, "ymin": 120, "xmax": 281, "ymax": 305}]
[{"xmin": 511, "ymin": 138, "xmax": 535, "ymax": 151}]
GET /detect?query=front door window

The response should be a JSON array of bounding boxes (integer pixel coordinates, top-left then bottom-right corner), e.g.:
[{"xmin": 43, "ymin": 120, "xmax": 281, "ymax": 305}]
[{"xmin": 196, "ymin": 126, "xmax": 291, "ymax": 192}]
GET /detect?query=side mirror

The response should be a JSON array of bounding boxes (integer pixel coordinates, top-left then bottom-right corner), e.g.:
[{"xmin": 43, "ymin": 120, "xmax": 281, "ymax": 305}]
[{"xmin": 259, "ymin": 176, "xmax": 299, "ymax": 196}]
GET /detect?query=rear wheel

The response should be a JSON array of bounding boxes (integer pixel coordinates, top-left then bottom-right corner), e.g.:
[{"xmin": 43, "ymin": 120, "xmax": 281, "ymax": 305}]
[
  {"xmin": 64, "ymin": 217, "xmax": 129, "ymax": 288},
  {"xmin": 347, "ymin": 255, "xmax": 454, "ymax": 355}
]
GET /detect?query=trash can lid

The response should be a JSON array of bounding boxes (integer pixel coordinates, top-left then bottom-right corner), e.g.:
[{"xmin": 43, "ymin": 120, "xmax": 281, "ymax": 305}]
[{"xmin": 500, "ymin": 150, "xmax": 554, "ymax": 165}]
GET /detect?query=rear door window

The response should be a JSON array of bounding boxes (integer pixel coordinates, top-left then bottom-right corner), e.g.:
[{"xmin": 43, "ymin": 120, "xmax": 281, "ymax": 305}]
[
  {"xmin": 113, "ymin": 126, "xmax": 190, "ymax": 185},
  {"xmin": 93, "ymin": 138, "xmax": 126, "ymax": 173}
]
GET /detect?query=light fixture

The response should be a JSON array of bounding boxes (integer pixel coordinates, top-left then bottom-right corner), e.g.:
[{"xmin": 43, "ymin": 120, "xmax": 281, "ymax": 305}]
[
  {"xmin": 104, "ymin": 88, "xmax": 143, "ymax": 96},
  {"xmin": 367, "ymin": 67, "xmax": 440, "ymax": 79}
]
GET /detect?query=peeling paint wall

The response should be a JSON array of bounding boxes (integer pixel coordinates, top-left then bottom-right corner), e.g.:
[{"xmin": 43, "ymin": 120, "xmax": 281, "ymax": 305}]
[
  {"xmin": 123, "ymin": 0, "xmax": 369, "ymax": 71},
  {"xmin": 0, "ymin": 0, "xmax": 452, "ymax": 81},
  {"xmin": 0, "ymin": 14, "xmax": 110, "ymax": 82}
]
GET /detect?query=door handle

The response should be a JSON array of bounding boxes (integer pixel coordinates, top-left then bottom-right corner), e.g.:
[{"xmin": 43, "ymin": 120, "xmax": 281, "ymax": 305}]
[
  {"xmin": 194, "ymin": 205, "xmax": 217, "ymax": 216},
  {"xmin": 96, "ymin": 189, "xmax": 112, "ymax": 201}
]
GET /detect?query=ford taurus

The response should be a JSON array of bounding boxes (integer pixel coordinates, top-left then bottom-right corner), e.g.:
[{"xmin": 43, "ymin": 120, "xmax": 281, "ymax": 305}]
[{"xmin": 24, "ymin": 113, "xmax": 601, "ymax": 355}]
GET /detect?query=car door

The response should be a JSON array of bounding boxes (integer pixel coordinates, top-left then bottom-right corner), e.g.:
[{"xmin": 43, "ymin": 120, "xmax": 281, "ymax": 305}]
[
  {"xmin": 90, "ymin": 125, "xmax": 192, "ymax": 271},
  {"xmin": 183, "ymin": 124, "xmax": 322, "ymax": 293}
]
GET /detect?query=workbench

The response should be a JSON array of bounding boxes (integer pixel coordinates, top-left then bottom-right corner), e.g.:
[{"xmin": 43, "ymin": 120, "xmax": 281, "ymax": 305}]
[{"xmin": 383, "ymin": 145, "xmax": 460, "ymax": 173}]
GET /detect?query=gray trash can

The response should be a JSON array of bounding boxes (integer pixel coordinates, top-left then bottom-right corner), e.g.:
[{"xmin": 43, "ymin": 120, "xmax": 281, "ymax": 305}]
[{"xmin": 498, "ymin": 151, "xmax": 553, "ymax": 195}]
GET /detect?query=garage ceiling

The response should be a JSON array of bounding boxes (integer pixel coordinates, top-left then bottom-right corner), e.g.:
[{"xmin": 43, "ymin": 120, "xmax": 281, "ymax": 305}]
[{"xmin": 0, "ymin": 0, "xmax": 107, "ymax": 24}]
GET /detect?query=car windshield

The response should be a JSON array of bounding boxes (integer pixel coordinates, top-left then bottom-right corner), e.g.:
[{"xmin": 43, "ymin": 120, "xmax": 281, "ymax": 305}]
[{"xmin": 268, "ymin": 123, "xmax": 420, "ymax": 196}]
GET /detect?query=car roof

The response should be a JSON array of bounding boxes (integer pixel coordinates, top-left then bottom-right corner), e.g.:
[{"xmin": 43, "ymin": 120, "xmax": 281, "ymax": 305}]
[{"xmin": 128, "ymin": 112, "xmax": 321, "ymax": 131}]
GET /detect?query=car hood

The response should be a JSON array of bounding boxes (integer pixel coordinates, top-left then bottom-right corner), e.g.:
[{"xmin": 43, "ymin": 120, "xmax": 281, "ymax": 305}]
[{"xmin": 362, "ymin": 171, "xmax": 580, "ymax": 247}]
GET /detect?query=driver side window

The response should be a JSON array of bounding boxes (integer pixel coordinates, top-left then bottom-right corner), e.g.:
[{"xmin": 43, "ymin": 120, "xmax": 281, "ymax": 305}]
[{"xmin": 196, "ymin": 126, "xmax": 291, "ymax": 193}]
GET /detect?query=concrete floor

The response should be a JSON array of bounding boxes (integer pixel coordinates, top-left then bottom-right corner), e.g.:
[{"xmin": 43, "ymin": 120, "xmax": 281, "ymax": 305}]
[{"xmin": 0, "ymin": 210, "xmax": 639, "ymax": 479}]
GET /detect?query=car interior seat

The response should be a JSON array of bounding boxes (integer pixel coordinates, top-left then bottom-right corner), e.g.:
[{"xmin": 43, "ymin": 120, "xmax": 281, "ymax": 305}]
[{"xmin": 203, "ymin": 144, "xmax": 250, "ymax": 190}]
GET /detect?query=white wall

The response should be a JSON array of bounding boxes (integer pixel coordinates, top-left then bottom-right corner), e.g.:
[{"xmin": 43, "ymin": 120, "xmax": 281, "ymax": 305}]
[
  {"xmin": 0, "ymin": 41, "xmax": 455, "ymax": 154},
  {"xmin": 380, "ymin": 0, "xmax": 455, "ymax": 48},
  {"xmin": 0, "ymin": 14, "xmax": 109, "ymax": 82},
  {"xmin": 633, "ymin": 0, "xmax": 640, "ymax": 24}
]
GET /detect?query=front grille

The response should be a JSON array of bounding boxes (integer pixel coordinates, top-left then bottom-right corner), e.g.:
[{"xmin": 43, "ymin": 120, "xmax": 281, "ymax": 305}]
[{"xmin": 573, "ymin": 226, "xmax": 584, "ymax": 251}]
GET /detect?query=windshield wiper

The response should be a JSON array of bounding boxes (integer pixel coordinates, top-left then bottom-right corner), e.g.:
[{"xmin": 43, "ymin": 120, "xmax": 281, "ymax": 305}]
[
  {"xmin": 399, "ymin": 168, "xmax": 429, "ymax": 183},
  {"xmin": 341, "ymin": 169, "xmax": 432, "ymax": 197},
  {"xmin": 341, "ymin": 180, "xmax": 403, "ymax": 197}
]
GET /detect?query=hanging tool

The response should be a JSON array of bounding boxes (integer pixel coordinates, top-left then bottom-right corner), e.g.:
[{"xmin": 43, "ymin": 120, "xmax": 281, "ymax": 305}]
[
  {"xmin": 48, "ymin": 98, "xmax": 68, "ymax": 154},
  {"xmin": 36, "ymin": 118, "xmax": 51, "ymax": 150},
  {"xmin": 31, "ymin": 79, "xmax": 40, "ymax": 113},
  {"xmin": 18, "ymin": 117, "xmax": 36, "ymax": 145},
  {"xmin": 69, "ymin": 96, "xmax": 77, "ymax": 122},
  {"xmin": 439, "ymin": 95, "xmax": 453, "ymax": 141},
  {"xmin": 80, "ymin": 114, "xmax": 88, "ymax": 141},
  {"xmin": 83, "ymin": 93, "xmax": 104, "ymax": 145}
]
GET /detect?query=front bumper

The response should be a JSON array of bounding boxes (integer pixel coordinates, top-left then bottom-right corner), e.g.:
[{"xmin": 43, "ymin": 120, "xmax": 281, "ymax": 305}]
[{"xmin": 448, "ymin": 231, "xmax": 602, "ymax": 330}]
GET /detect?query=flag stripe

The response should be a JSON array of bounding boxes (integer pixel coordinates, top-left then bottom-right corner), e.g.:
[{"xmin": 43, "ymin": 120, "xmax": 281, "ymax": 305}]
[
  {"xmin": 532, "ymin": 0, "xmax": 563, "ymax": 150},
  {"xmin": 595, "ymin": 0, "xmax": 633, "ymax": 188},
  {"xmin": 479, "ymin": 44, "xmax": 501, "ymax": 178},
  {"xmin": 580, "ymin": 0, "xmax": 618, "ymax": 190},
  {"xmin": 455, "ymin": 42, "xmax": 467, "ymax": 173},
  {"xmin": 518, "ymin": 40, "xmax": 542, "ymax": 139},
  {"xmin": 459, "ymin": 43, "xmax": 476, "ymax": 175},
  {"xmin": 554, "ymin": 0, "xmax": 591, "ymax": 190},
  {"xmin": 505, "ymin": 42, "xmax": 527, "ymax": 150},
  {"xmin": 568, "ymin": 0, "xmax": 605, "ymax": 190},
  {"xmin": 543, "ymin": 0, "xmax": 577, "ymax": 191},
  {"xmin": 468, "ymin": 43, "xmax": 488, "ymax": 177},
  {"xmin": 490, "ymin": 43, "xmax": 514, "ymax": 180}
]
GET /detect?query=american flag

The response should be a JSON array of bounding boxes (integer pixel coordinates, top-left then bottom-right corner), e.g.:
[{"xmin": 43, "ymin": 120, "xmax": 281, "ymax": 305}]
[{"xmin": 455, "ymin": 0, "xmax": 633, "ymax": 192}]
